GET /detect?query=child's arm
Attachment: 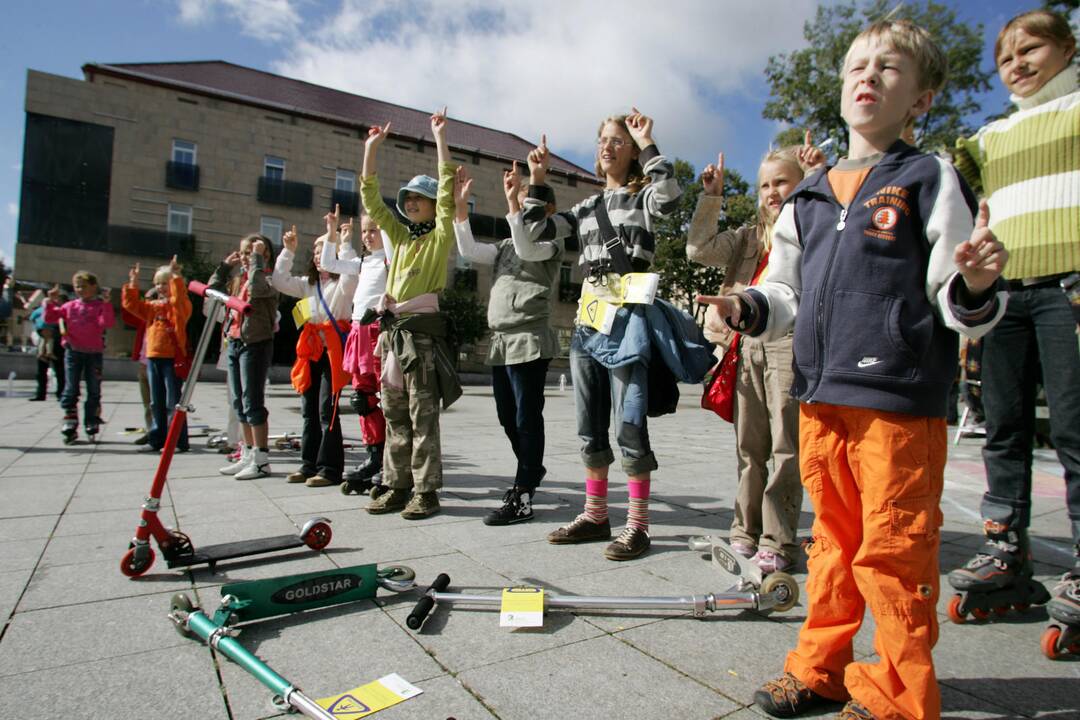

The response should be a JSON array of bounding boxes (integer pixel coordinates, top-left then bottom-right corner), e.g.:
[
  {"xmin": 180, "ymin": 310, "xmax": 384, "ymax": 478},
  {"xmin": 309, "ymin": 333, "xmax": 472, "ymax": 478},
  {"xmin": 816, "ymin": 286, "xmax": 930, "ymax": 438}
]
[
  {"xmin": 626, "ymin": 108, "xmax": 681, "ymax": 219},
  {"xmin": 247, "ymin": 238, "xmax": 277, "ymax": 299},
  {"xmin": 431, "ymin": 107, "xmax": 456, "ymax": 245},
  {"xmin": 42, "ymin": 285, "xmax": 65, "ymax": 324},
  {"xmin": 686, "ymin": 152, "xmax": 741, "ymax": 268},
  {"xmin": 167, "ymin": 255, "xmax": 192, "ymax": 324},
  {"xmin": 504, "ymin": 163, "xmax": 559, "ymax": 262},
  {"xmin": 319, "ymin": 207, "xmax": 363, "ymax": 276},
  {"xmin": 121, "ymin": 262, "xmax": 153, "ymax": 324},
  {"xmin": 521, "ymin": 135, "xmax": 577, "ymax": 244},
  {"xmin": 271, "ymin": 225, "xmax": 313, "ymax": 299},
  {"xmin": 452, "ymin": 166, "xmax": 497, "ymax": 265},
  {"xmin": 359, "ymin": 122, "xmax": 411, "ymax": 248}
]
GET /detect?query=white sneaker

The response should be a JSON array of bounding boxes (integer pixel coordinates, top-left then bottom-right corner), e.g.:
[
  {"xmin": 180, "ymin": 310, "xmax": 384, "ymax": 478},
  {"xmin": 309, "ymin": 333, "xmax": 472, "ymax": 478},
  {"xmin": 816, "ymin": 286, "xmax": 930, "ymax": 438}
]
[
  {"xmin": 219, "ymin": 446, "xmax": 252, "ymax": 475},
  {"xmin": 235, "ymin": 449, "xmax": 271, "ymax": 480}
]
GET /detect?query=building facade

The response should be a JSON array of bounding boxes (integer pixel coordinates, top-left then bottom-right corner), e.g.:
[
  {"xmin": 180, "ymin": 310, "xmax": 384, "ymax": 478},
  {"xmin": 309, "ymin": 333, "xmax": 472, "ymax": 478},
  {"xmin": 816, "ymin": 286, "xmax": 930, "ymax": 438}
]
[{"xmin": 15, "ymin": 61, "xmax": 598, "ymax": 361}]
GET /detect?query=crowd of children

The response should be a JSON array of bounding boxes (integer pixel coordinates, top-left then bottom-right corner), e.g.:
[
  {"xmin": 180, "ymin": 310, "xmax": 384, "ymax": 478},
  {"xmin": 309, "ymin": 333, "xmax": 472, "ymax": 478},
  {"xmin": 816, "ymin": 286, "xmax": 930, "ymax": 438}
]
[{"xmin": 26, "ymin": 9, "xmax": 1080, "ymax": 719}]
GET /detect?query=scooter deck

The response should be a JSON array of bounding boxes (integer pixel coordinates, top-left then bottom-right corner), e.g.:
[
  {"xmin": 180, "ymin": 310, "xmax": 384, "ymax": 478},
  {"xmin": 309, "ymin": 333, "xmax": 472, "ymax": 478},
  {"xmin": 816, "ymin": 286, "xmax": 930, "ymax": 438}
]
[{"xmin": 166, "ymin": 534, "xmax": 305, "ymax": 570}]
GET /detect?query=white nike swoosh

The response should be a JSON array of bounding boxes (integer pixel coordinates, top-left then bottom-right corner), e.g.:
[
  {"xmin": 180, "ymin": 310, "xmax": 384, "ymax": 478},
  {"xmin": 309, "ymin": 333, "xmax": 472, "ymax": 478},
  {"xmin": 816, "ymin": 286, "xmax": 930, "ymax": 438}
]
[{"xmin": 857, "ymin": 359, "xmax": 882, "ymax": 368}]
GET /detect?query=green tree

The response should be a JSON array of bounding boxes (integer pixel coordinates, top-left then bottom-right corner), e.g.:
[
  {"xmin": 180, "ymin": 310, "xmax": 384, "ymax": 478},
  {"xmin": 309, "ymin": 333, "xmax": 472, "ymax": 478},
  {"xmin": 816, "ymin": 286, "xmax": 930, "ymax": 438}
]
[
  {"xmin": 652, "ymin": 159, "xmax": 756, "ymax": 319},
  {"xmin": 763, "ymin": 0, "xmax": 993, "ymax": 154}
]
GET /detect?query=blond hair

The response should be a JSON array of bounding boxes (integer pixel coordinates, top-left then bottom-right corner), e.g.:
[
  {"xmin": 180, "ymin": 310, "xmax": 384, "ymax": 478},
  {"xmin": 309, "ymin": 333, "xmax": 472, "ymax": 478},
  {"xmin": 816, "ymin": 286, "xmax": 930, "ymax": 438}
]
[
  {"xmin": 594, "ymin": 115, "xmax": 650, "ymax": 194},
  {"xmin": 153, "ymin": 266, "xmax": 172, "ymax": 285},
  {"xmin": 995, "ymin": 10, "xmax": 1077, "ymax": 64},
  {"xmin": 848, "ymin": 19, "xmax": 948, "ymax": 93},
  {"xmin": 72, "ymin": 270, "xmax": 98, "ymax": 286},
  {"xmin": 756, "ymin": 147, "xmax": 805, "ymax": 250}
]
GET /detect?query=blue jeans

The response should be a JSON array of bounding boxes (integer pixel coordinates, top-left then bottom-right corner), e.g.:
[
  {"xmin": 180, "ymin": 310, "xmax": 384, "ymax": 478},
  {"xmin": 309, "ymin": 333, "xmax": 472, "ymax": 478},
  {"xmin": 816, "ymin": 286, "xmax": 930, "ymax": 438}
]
[
  {"xmin": 227, "ymin": 338, "xmax": 273, "ymax": 426},
  {"xmin": 147, "ymin": 357, "xmax": 189, "ymax": 451},
  {"xmin": 491, "ymin": 358, "xmax": 550, "ymax": 490},
  {"xmin": 571, "ymin": 329, "xmax": 658, "ymax": 476},
  {"xmin": 60, "ymin": 350, "xmax": 102, "ymax": 425},
  {"xmin": 979, "ymin": 283, "xmax": 1080, "ymax": 546}
]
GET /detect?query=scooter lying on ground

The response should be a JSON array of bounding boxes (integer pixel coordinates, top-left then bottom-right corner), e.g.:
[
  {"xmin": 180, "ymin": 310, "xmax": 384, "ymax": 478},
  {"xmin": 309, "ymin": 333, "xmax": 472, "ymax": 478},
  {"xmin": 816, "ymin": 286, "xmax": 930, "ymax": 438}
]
[
  {"xmin": 405, "ymin": 537, "xmax": 799, "ymax": 630},
  {"xmin": 169, "ymin": 563, "xmax": 418, "ymax": 720},
  {"xmin": 120, "ymin": 281, "xmax": 332, "ymax": 577}
]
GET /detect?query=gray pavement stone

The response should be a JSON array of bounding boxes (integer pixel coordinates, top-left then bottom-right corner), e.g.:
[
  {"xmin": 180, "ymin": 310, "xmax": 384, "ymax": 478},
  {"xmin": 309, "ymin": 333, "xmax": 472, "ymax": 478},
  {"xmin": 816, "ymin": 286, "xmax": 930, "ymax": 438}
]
[
  {"xmin": 0, "ymin": 514, "xmax": 56, "ymax": 542},
  {"xmin": 0, "ymin": 536, "xmax": 48, "ymax": 573}
]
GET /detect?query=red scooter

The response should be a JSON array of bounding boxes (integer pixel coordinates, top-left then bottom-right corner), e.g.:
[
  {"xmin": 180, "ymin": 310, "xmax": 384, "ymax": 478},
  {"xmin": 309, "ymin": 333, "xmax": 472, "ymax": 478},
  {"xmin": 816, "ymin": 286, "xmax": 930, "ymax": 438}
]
[{"xmin": 120, "ymin": 280, "xmax": 331, "ymax": 577}]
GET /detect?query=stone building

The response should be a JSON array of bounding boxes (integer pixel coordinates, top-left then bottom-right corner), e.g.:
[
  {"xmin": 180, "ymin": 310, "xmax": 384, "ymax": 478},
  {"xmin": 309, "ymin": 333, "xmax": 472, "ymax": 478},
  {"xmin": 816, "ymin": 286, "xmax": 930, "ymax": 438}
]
[{"xmin": 15, "ymin": 61, "xmax": 599, "ymax": 361}]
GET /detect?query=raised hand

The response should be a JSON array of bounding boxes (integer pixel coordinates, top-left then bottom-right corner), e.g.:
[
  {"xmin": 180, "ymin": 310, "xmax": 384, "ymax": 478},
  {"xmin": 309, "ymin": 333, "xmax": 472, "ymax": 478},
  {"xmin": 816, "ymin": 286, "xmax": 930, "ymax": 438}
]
[
  {"xmin": 695, "ymin": 293, "xmax": 742, "ymax": 326},
  {"xmin": 504, "ymin": 161, "xmax": 522, "ymax": 202},
  {"xmin": 251, "ymin": 238, "xmax": 268, "ymax": 258},
  {"xmin": 324, "ymin": 206, "xmax": 340, "ymax": 243},
  {"xmin": 701, "ymin": 152, "xmax": 724, "ymax": 196},
  {"xmin": 454, "ymin": 166, "xmax": 473, "ymax": 221},
  {"xmin": 128, "ymin": 263, "xmax": 141, "ymax": 286},
  {"xmin": 169, "ymin": 254, "xmax": 181, "ymax": 276},
  {"xmin": 527, "ymin": 134, "xmax": 550, "ymax": 184},
  {"xmin": 626, "ymin": 107, "xmax": 655, "ymax": 149},
  {"xmin": 47, "ymin": 284, "xmax": 62, "ymax": 302},
  {"xmin": 101, "ymin": 287, "xmax": 112, "ymax": 303},
  {"xmin": 339, "ymin": 216, "xmax": 353, "ymax": 245},
  {"xmin": 954, "ymin": 201, "xmax": 1008, "ymax": 295},
  {"xmin": 282, "ymin": 225, "xmax": 298, "ymax": 252},
  {"xmin": 796, "ymin": 130, "xmax": 826, "ymax": 173},
  {"xmin": 365, "ymin": 122, "xmax": 391, "ymax": 150},
  {"xmin": 430, "ymin": 106, "xmax": 448, "ymax": 141},
  {"xmin": 224, "ymin": 250, "xmax": 242, "ymax": 267}
]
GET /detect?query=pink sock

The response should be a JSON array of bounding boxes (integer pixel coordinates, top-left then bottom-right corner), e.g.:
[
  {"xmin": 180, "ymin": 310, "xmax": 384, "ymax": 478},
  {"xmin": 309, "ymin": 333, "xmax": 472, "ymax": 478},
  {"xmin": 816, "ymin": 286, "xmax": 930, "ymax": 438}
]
[
  {"xmin": 627, "ymin": 478, "xmax": 651, "ymax": 532},
  {"xmin": 584, "ymin": 477, "xmax": 608, "ymax": 524}
]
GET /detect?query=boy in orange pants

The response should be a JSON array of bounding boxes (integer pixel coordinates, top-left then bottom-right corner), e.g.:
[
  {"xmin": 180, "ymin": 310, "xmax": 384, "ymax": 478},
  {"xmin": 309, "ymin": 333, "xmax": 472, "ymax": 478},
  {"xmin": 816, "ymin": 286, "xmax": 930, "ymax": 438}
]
[{"xmin": 699, "ymin": 20, "xmax": 1010, "ymax": 720}]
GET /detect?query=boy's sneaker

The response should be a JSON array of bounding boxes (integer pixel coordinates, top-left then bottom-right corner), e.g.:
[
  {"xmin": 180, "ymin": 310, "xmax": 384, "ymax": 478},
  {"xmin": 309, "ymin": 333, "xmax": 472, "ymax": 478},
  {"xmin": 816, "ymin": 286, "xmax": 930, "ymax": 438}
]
[
  {"xmin": 235, "ymin": 450, "xmax": 271, "ymax": 480},
  {"xmin": 730, "ymin": 538, "xmax": 757, "ymax": 559},
  {"xmin": 366, "ymin": 487, "xmax": 411, "ymax": 514},
  {"xmin": 753, "ymin": 672, "xmax": 833, "ymax": 718},
  {"xmin": 484, "ymin": 487, "xmax": 534, "ymax": 526},
  {"xmin": 604, "ymin": 526, "xmax": 650, "ymax": 561},
  {"xmin": 547, "ymin": 514, "xmax": 612, "ymax": 544},
  {"xmin": 836, "ymin": 700, "xmax": 877, "ymax": 719},
  {"xmin": 753, "ymin": 549, "xmax": 793, "ymax": 575},
  {"xmin": 219, "ymin": 447, "xmax": 251, "ymax": 475},
  {"xmin": 401, "ymin": 491, "xmax": 440, "ymax": 519}
]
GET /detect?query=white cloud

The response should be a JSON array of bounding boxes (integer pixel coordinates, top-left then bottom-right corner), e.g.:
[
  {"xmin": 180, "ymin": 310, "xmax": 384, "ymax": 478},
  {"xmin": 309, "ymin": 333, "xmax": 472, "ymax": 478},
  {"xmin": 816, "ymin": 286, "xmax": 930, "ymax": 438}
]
[
  {"xmin": 176, "ymin": 0, "xmax": 302, "ymax": 42},
  {"xmin": 272, "ymin": 0, "xmax": 815, "ymax": 172},
  {"xmin": 6, "ymin": 203, "xmax": 16, "ymax": 218}
]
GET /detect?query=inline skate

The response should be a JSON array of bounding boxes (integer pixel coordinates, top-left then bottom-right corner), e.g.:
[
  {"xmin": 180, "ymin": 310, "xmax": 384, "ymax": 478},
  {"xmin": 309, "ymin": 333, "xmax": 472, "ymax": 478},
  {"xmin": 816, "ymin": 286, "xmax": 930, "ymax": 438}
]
[{"xmin": 946, "ymin": 521, "xmax": 1049, "ymax": 622}]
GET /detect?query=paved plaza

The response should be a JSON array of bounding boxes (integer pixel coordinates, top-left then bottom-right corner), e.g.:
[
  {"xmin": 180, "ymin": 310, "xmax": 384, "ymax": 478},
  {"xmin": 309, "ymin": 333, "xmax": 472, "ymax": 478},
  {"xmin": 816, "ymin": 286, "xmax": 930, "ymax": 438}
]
[{"xmin": 0, "ymin": 376, "xmax": 1076, "ymax": 719}]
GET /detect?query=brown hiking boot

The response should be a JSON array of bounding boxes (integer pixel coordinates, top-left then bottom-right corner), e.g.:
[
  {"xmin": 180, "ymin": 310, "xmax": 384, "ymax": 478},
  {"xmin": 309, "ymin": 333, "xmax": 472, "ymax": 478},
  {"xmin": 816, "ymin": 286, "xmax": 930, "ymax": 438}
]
[
  {"xmin": 366, "ymin": 487, "xmax": 411, "ymax": 514},
  {"xmin": 835, "ymin": 701, "xmax": 876, "ymax": 719},
  {"xmin": 547, "ymin": 514, "xmax": 611, "ymax": 544},
  {"xmin": 604, "ymin": 526, "xmax": 651, "ymax": 560},
  {"xmin": 401, "ymin": 491, "xmax": 440, "ymax": 519},
  {"xmin": 753, "ymin": 673, "xmax": 834, "ymax": 718}
]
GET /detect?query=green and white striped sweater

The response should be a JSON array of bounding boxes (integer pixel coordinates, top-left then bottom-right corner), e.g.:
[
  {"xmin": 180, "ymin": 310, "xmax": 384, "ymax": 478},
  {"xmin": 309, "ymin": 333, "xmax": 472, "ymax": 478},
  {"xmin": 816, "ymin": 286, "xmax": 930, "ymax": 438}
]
[{"xmin": 954, "ymin": 66, "xmax": 1079, "ymax": 280}]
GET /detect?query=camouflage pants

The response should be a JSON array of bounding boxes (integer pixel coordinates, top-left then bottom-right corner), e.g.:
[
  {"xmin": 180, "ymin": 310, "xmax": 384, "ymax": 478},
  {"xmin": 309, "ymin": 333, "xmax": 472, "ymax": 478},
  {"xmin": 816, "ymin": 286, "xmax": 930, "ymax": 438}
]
[{"xmin": 381, "ymin": 336, "xmax": 442, "ymax": 493}]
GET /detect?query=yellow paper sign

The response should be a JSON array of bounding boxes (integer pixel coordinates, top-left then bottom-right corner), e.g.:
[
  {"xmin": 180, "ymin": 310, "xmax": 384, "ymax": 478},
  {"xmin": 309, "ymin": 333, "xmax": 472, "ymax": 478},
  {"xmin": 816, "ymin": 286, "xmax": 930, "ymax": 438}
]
[
  {"xmin": 500, "ymin": 586, "xmax": 544, "ymax": 627},
  {"xmin": 291, "ymin": 297, "xmax": 313, "ymax": 328},
  {"xmin": 620, "ymin": 273, "xmax": 659, "ymax": 305},
  {"xmin": 577, "ymin": 290, "xmax": 617, "ymax": 335},
  {"xmin": 316, "ymin": 673, "xmax": 422, "ymax": 718}
]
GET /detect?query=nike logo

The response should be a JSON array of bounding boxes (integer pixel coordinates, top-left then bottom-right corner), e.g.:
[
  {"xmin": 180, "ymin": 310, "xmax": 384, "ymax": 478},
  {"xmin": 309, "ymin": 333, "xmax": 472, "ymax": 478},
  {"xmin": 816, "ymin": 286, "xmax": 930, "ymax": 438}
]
[{"xmin": 857, "ymin": 357, "xmax": 882, "ymax": 368}]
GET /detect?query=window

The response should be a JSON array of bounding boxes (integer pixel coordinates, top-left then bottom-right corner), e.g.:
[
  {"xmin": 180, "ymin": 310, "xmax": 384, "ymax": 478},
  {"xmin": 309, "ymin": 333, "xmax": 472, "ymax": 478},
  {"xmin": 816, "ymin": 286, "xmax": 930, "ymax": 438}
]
[
  {"xmin": 335, "ymin": 169, "xmax": 356, "ymax": 193},
  {"xmin": 171, "ymin": 139, "xmax": 196, "ymax": 165},
  {"xmin": 264, "ymin": 155, "xmax": 286, "ymax": 181},
  {"xmin": 260, "ymin": 216, "xmax": 283, "ymax": 245},
  {"xmin": 167, "ymin": 204, "xmax": 193, "ymax": 235}
]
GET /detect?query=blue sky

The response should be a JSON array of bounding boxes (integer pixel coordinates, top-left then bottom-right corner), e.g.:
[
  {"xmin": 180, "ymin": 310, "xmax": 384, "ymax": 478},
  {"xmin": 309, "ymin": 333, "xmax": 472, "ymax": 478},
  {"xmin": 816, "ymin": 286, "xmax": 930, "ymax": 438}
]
[{"xmin": 0, "ymin": 0, "xmax": 1049, "ymax": 272}]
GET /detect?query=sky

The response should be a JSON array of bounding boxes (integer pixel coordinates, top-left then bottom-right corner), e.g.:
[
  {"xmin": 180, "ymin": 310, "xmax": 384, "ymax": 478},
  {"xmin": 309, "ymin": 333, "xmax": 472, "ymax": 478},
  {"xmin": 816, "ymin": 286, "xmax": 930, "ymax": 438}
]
[{"xmin": 0, "ymin": 0, "xmax": 1052, "ymax": 272}]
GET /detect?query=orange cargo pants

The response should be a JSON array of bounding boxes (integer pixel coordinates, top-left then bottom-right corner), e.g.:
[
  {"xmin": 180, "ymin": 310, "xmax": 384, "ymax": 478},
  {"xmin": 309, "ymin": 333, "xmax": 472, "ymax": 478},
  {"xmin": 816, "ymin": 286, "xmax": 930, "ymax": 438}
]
[{"xmin": 784, "ymin": 403, "xmax": 945, "ymax": 720}]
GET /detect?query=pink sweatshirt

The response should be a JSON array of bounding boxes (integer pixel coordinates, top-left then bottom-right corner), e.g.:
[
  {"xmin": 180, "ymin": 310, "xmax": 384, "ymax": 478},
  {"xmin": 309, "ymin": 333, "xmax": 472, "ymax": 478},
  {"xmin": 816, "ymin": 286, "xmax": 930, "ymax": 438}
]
[{"xmin": 44, "ymin": 298, "xmax": 116, "ymax": 353}]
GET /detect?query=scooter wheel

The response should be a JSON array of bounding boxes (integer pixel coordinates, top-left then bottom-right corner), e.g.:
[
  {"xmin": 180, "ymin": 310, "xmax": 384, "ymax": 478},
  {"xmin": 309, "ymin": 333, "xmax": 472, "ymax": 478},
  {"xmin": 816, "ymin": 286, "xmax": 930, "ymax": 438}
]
[
  {"xmin": 1041, "ymin": 625, "xmax": 1063, "ymax": 660},
  {"xmin": 761, "ymin": 572, "xmax": 799, "ymax": 613},
  {"xmin": 302, "ymin": 521, "xmax": 332, "ymax": 550},
  {"xmin": 380, "ymin": 565, "xmax": 416, "ymax": 582},
  {"xmin": 947, "ymin": 595, "xmax": 966, "ymax": 624},
  {"xmin": 120, "ymin": 546, "xmax": 155, "ymax": 577},
  {"xmin": 170, "ymin": 593, "xmax": 195, "ymax": 637}
]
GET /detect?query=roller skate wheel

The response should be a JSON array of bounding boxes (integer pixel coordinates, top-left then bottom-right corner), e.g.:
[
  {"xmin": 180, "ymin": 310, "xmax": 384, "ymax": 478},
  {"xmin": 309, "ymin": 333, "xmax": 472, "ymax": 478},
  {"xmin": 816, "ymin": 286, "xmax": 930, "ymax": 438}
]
[
  {"xmin": 947, "ymin": 595, "xmax": 966, "ymax": 624},
  {"xmin": 1041, "ymin": 625, "xmax": 1063, "ymax": 660}
]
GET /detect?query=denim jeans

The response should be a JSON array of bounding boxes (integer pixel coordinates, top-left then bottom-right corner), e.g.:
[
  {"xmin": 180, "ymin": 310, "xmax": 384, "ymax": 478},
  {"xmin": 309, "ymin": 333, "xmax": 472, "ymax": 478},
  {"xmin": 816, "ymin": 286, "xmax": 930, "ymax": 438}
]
[
  {"xmin": 570, "ymin": 330, "xmax": 658, "ymax": 476},
  {"xmin": 300, "ymin": 354, "xmax": 343, "ymax": 482},
  {"xmin": 60, "ymin": 350, "xmax": 102, "ymax": 425},
  {"xmin": 227, "ymin": 338, "xmax": 273, "ymax": 426},
  {"xmin": 979, "ymin": 283, "xmax": 1080, "ymax": 546},
  {"xmin": 147, "ymin": 357, "xmax": 189, "ymax": 451},
  {"xmin": 492, "ymin": 358, "xmax": 550, "ymax": 490},
  {"xmin": 35, "ymin": 342, "xmax": 65, "ymax": 400}
]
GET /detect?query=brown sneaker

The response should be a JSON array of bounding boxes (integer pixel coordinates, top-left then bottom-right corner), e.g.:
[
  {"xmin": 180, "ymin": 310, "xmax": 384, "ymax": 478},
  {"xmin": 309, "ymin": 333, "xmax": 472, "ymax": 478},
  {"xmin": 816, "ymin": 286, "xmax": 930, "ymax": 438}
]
[
  {"xmin": 286, "ymin": 470, "xmax": 310, "ymax": 484},
  {"xmin": 365, "ymin": 487, "xmax": 411, "ymax": 514},
  {"xmin": 604, "ymin": 526, "xmax": 651, "ymax": 560},
  {"xmin": 547, "ymin": 514, "xmax": 611, "ymax": 544},
  {"xmin": 305, "ymin": 474, "xmax": 337, "ymax": 488},
  {"xmin": 753, "ymin": 672, "xmax": 834, "ymax": 718},
  {"xmin": 401, "ymin": 491, "xmax": 440, "ymax": 519},
  {"xmin": 836, "ymin": 701, "xmax": 876, "ymax": 719}
]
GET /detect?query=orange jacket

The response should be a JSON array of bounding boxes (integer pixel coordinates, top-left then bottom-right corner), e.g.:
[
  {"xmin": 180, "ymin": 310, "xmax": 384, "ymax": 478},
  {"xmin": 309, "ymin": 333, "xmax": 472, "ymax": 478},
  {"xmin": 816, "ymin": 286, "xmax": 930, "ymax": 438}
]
[
  {"xmin": 291, "ymin": 320, "xmax": 350, "ymax": 395},
  {"xmin": 121, "ymin": 277, "xmax": 191, "ymax": 359}
]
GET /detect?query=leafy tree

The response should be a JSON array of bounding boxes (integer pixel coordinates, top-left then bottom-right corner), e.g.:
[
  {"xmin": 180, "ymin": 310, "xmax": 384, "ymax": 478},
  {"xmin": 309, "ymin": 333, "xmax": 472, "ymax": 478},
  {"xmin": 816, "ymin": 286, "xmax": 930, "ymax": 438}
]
[
  {"xmin": 652, "ymin": 158, "xmax": 757, "ymax": 319},
  {"xmin": 763, "ymin": 0, "xmax": 993, "ymax": 154},
  {"xmin": 441, "ymin": 285, "xmax": 488, "ymax": 352}
]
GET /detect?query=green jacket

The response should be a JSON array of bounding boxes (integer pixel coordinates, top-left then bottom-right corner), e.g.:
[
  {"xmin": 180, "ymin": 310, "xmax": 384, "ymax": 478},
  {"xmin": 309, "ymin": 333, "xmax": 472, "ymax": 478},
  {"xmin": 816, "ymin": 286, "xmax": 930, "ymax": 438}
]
[{"xmin": 383, "ymin": 311, "xmax": 462, "ymax": 409}]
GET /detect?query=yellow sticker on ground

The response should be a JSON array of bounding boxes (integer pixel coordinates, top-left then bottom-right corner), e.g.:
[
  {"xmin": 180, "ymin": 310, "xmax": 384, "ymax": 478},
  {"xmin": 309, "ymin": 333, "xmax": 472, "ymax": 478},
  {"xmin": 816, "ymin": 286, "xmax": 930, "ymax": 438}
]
[
  {"xmin": 316, "ymin": 673, "xmax": 422, "ymax": 718},
  {"xmin": 292, "ymin": 297, "xmax": 313, "ymax": 328},
  {"xmin": 500, "ymin": 586, "xmax": 544, "ymax": 627}
]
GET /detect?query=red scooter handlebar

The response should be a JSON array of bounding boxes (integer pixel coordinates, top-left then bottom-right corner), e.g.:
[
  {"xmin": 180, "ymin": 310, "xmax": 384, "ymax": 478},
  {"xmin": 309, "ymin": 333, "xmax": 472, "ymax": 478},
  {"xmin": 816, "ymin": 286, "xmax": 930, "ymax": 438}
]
[{"xmin": 187, "ymin": 280, "xmax": 252, "ymax": 316}]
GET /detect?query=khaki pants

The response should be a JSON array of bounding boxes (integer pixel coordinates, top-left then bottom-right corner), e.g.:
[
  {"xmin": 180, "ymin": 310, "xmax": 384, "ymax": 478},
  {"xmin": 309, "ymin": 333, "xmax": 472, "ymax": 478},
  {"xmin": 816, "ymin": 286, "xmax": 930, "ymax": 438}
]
[
  {"xmin": 729, "ymin": 334, "xmax": 801, "ymax": 559},
  {"xmin": 382, "ymin": 336, "xmax": 442, "ymax": 493}
]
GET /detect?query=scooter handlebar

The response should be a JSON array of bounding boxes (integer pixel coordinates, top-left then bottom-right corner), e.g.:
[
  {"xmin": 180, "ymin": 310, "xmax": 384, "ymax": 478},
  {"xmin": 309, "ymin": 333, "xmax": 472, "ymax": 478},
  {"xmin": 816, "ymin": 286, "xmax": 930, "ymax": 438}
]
[
  {"xmin": 187, "ymin": 280, "xmax": 253, "ymax": 316},
  {"xmin": 406, "ymin": 573, "xmax": 451, "ymax": 630}
]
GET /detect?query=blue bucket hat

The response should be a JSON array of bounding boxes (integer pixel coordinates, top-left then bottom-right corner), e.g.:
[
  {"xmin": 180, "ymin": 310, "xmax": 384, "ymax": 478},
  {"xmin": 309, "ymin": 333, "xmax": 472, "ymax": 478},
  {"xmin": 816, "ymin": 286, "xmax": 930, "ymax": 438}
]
[{"xmin": 396, "ymin": 175, "xmax": 438, "ymax": 216}]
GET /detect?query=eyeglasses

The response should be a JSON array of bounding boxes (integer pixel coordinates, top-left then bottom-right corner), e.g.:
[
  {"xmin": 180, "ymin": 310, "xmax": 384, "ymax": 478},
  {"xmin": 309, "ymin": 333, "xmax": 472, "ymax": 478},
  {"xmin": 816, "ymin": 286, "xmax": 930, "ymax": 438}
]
[{"xmin": 596, "ymin": 137, "xmax": 627, "ymax": 149}]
